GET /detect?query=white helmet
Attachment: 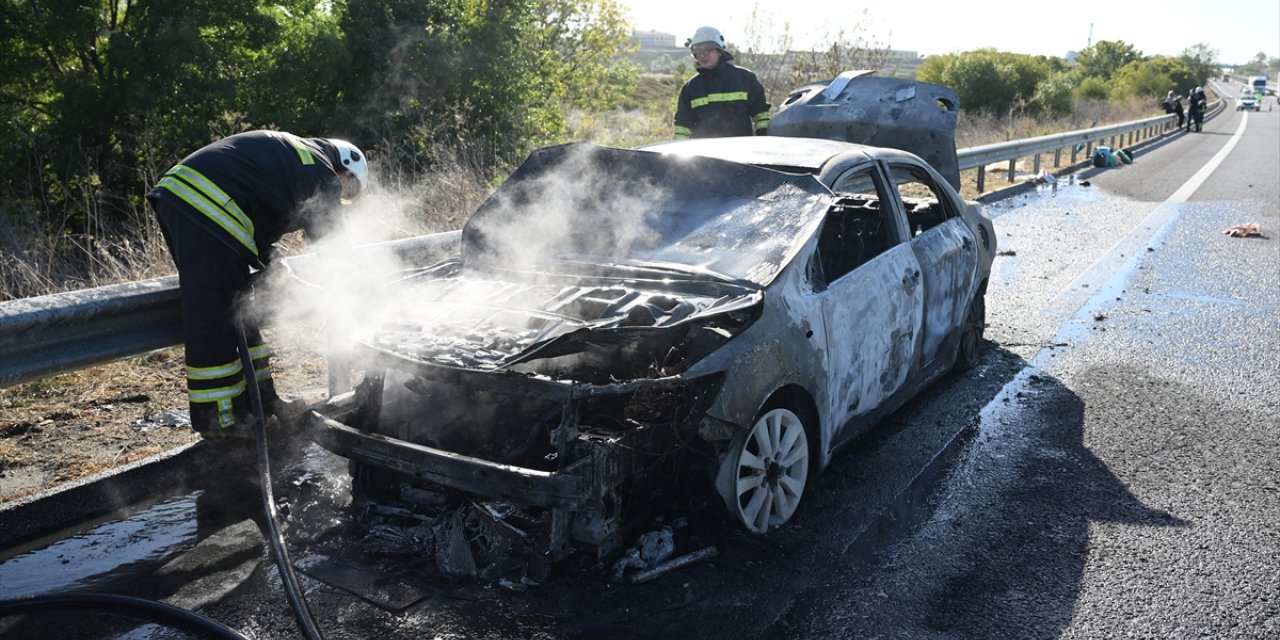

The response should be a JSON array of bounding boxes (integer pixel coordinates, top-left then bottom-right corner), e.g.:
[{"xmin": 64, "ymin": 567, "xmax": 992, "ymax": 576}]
[
  {"xmin": 686, "ymin": 26, "xmax": 727, "ymax": 53},
  {"xmin": 327, "ymin": 139, "xmax": 368, "ymax": 193}
]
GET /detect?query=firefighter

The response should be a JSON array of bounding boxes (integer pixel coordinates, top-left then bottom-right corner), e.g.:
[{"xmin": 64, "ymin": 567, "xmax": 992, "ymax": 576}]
[
  {"xmin": 147, "ymin": 130, "xmax": 368, "ymax": 438},
  {"xmin": 673, "ymin": 26, "xmax": 771, "ymax": 139}
]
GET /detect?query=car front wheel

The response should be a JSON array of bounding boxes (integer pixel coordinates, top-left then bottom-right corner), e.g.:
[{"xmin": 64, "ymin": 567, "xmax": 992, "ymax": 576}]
[{"xmin": 716, "ymin": 407, "xmax": 810, "ymax": 534}]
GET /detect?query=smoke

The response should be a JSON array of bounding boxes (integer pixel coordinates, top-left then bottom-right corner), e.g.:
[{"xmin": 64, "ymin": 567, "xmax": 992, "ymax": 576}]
[
  {"xmin": 255, "ymin": 189, "xmax": 419, "ymax": 379},
  {"xmin": 251, "ymin": 143, "xmax": 677, "ymax": 389},
  {"xmin": 465, "ymin": 144, "xmax": 671, "ymax": 274}
]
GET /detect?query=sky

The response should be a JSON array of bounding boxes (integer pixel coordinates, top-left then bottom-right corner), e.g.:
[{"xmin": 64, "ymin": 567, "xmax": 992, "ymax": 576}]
[{"xmin": 619, "ymin": 0, "xmax": 1280, "ymax": 66}]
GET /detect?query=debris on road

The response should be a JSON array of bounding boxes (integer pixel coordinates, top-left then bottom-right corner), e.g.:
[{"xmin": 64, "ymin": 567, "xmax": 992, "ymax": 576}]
[
  {"xmin": 130, "ymin": 409, "xmax": 191, "ymax": 432},
  {"xmin": 1221, "ymin": 223, "xmax": 1262, "ymax": 238},
  {"xmin": 629, "ymin": 546, "xmax": 719, "ymax": 584},
  {"xmin": 611, "ymin": 524, "xmax": 677, "ymax": 583}
]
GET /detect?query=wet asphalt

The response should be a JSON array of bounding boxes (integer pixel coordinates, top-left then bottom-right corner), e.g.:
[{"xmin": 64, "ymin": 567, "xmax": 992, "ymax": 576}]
[{"xmin": 1, "ymin": 93, "xmax": 1277, "ymax": 639}]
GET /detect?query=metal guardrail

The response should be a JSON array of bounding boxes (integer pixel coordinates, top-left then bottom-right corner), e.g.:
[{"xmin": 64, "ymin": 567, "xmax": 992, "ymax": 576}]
[
  {"xmin": 0, "ymin": 231, "xmax": 461, "ymax": 388},
  {"xmin": 0, "ymin": 103, "xmax": 1225, "ymax": 388},
  {"xmin": 955, "ymin": 100, "xmax": 1223, "ymax": 192}
]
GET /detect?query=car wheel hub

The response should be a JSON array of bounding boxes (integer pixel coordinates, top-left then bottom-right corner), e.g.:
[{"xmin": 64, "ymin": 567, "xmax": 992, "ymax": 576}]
[{"xmin": 717, "ymin": 407, "xmax": 810, "ymax": 534}]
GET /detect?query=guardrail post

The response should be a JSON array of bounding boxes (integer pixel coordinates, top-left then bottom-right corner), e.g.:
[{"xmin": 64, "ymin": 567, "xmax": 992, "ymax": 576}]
[
  {"xmin": 1006, "ymin": 159, "xmax": 1016, "ymax": 183},
  {"xmin": 1054, "ymin": 148, "xmax": 1062, "ymax": 168},
  {"xmin": 1033, "ymin": 153, "xmax": 1041, "ymax": 175},
  {"xmin": 976, "ymin": 166, "xmax": 986, "ymax": 193}
]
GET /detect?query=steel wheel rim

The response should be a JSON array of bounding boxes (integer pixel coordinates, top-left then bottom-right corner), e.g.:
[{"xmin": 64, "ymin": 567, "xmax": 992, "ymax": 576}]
[{"xmin": 731, "ymin": 408, "xmax": 809, "ymax": 534}]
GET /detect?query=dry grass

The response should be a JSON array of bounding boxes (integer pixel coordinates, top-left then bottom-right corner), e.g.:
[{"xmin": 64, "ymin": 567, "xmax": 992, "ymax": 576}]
[
  {"xmin": 0, "ymin": 326, "xmax": 331, "ymax": 503},
  {"xmin": 954, "ymin": 97, "xmax": 1158, "ymax": 147},
  {"xmin": 1, "ymin": 207, "xmax": 174, "ymax": 301}
]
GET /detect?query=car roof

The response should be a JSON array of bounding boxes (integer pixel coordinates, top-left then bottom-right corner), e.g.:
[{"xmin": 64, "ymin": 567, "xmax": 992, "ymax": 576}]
[{"xmin": 641, "ymin": 136, "xmax": 917, "ymax": 176}]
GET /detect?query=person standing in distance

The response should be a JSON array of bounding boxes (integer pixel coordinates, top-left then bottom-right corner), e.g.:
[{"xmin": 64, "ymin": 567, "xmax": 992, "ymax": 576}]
[
  {"xmin": 673, "ymin": 26, "xmax": 771, "ymax": 139},
  {"xmin": 147, "ymin": 131, "xmax": 368, "ymax": 438}
]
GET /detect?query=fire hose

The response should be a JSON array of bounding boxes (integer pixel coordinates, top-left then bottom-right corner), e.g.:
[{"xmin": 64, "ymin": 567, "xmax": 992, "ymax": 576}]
[{"xmin": 234, "ymin": 311, "xmax": 325, "ymax": 640}]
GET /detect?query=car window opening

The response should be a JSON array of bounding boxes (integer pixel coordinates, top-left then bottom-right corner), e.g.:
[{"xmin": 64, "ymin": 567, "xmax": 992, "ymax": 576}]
[
  {"xmin": 889, "ymin": 164, "xmax": 956, "ymax": 236},
  {"xmin": 816, "ymin": 195, "xmax": 893, "ymax": 283}
]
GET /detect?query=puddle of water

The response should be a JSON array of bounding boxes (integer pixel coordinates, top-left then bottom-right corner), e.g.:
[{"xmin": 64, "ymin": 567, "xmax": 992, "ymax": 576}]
[{"xmin": 0, "ymin": 494, "xmax": 200, "ymax": 599}]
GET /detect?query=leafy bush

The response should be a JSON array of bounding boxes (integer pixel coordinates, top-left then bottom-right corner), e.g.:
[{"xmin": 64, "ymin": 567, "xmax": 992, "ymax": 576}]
[
  {"xmin": 1033, "ymin": 72, "xmax": 1076, "ymax": 114},
  {"xmin": 917, "ymin": 49, "xmax": 1053, "ymax": 114},
  {"xmin": 1073, "ymin": 76, "xmax": 1112, "ymax": 101}
]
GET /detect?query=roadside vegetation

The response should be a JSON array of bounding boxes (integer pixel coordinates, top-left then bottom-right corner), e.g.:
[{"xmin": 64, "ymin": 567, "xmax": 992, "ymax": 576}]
[{"xmin": 0, "ymin": 0, "xmax": 1251, "ymax": 301}]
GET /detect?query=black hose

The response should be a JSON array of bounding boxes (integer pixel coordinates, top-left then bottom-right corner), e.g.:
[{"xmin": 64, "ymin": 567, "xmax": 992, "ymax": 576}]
[
  {"xmin": 235, "ymin": 317, "xmax": 325, "ymax": 640},
  {"xmin": 0, "ymin": 592, "xmax": 248, "ymax": 640}
]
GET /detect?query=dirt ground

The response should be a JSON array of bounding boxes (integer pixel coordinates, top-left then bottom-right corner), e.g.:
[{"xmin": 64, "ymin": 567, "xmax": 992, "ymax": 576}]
[{"xmin": 0, "ymin": 328, "xmax": 331, "ymax": 504}]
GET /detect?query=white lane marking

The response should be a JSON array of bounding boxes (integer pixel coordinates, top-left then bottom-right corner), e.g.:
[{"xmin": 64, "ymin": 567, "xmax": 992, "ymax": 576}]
[{"xmin": 982, "ymin": 111, "xmax": 1249, "ymax": 426}]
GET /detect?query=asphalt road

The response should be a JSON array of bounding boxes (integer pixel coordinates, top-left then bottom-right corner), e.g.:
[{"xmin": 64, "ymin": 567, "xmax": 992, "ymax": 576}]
[{"xmin": 0, "ymin": 91, "xmax": 1276, "ymax": 639}]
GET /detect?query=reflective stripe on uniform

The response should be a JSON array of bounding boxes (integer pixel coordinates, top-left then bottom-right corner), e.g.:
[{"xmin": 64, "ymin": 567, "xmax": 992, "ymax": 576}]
[
  {"xmin": 674, "ymin": 125, "xmax": 692, "ymax": 139},
  {"xmin": 689, "ymin": 91, "xmax": 749, "ymax": 109},
  {"xmin": 189, "ymin": 379, "xmax": 247, "ymax": 402},
  {"xmin": 247, "ymin": 343, "xmax": 271, "ymax": 380},
  {"xmin": 270, "ymin": 131, "xmax": 315, "ymax": 165},
  {"xmin": 186, "ymin": 358, "xmax": 243, "ymax": 380},
  {"xmin": 157, "ymin": 166, "xmax": 258, "ymax": 257},
  {"xmin": 753, "ymin": 111, "xmax": 772, "ymax": 131}
]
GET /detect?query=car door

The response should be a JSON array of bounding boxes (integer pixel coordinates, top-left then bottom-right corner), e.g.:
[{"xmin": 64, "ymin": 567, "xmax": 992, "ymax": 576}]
[
  {"xmin": 887, "ymin": 161, "xmax": 977, "ymax": 365},
  {"xmin": 810, "ymin": 165, "xmax": 922, "ymax": 442}
]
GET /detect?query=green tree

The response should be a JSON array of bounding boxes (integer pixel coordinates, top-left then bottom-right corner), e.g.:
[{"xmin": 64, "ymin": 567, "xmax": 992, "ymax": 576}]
[
  {"xmin": 1, "ymin": 0, "xmax": 636, "ymax": 236},
  {"xmin": 1178, "ymin": 43, "xmax": 1219, "ymax": 86},
  {"xmin": 337, "ymin": 0, "xmax": 634, "ymax": 171},
  {"xmin": 1109, "ymin": 60, "xmax": 1174, "ymax": 100},
  {"xmin": 1110, "ymin": 56, "xmax": 1197, "ymax": 100},
  {"xmin": 1075, "ymin": 40, "xmax": 1142, "ymax": 79},
  {"xmin": 0, "ymin": 0, "xmax": 345, "ymax": 230},
  {"xmin": 1032, "ymin": 71, "xmax": 1075, "ymax": 114},
  {"xmin": 916, "ymin": 49, "xmax": 1051, "ymax": 114}
]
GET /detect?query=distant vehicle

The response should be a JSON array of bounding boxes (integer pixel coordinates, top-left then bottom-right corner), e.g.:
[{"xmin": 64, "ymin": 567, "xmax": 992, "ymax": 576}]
[
  {"xmin": 1238, "ymin": 90, "xmax": 1260, "ymax": 111},
  {"xmin": 1249, "ymin": 76, "xmax": 1268, "ymax": 95}
]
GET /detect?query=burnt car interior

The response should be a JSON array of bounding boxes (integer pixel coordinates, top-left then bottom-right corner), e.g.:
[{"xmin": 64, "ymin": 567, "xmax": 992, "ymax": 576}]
[
  {"xmin": 816, "ymin": 196, "xmax": 894, "ymax": 284},
  {"xmin": 815, "ymin": 167, "xmax": 897, "ymax": 285}
]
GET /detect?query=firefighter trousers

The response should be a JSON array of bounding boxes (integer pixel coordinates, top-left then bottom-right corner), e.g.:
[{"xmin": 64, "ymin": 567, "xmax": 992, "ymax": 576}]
[{"xmin": 153, "ymin": 199, "xmax": 279, "ymax": 434}]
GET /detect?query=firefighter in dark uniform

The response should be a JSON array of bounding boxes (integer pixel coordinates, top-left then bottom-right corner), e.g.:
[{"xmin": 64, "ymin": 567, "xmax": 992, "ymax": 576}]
[
  {"xmin": 147, "ymin": 130, "xmax": 368, "ymax": 438},
  {"xmin": 673, "ymin": 26, "xmax": 771, "ymax": 139}
]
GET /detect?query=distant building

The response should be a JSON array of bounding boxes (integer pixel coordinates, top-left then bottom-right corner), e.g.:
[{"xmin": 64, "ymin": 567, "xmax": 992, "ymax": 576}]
[{"xmin": 634, "ymin": 30, "xmax": 677, "ymax": 50}]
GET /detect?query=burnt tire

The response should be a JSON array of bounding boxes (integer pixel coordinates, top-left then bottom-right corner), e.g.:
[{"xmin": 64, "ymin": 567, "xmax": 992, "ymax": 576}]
[
  {"xmin": 715, "ymin": 407, "xmax": 811, "ymax": 534},
  {"xmin": 955, "ymin": 292, "xmax": 986, "ymax": 371}
]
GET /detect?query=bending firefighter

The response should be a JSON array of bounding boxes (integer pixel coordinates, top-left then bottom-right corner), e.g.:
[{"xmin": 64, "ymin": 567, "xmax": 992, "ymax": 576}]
[
  {"xmin": 673, "ymin": 26, "xmax": 771, "ymax": 139},
  {"xmin": 147, "ymin": 131, "xmax": 368, "ymax": 437}
]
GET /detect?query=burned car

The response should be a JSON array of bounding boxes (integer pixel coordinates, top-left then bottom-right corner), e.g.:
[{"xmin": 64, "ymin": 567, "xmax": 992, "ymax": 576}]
[{"xmin": 309, "ymin": 82, "xmax": 995, "ymax": 561}]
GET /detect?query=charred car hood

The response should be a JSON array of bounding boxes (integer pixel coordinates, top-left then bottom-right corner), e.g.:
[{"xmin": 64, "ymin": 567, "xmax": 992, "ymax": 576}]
[{"xmin": 362, "ymin": 265, "xmax": 762, "ymax": 381}]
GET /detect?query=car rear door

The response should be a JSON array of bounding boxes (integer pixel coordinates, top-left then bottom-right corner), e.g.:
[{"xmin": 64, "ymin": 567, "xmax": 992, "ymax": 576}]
[
  {"xmin": 810, "ymin": 165, "xmax": 922, "ymax": 439},
  {"xmin": 886, "ymin": 161, "xmax": 978, "ymax": 365}
]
